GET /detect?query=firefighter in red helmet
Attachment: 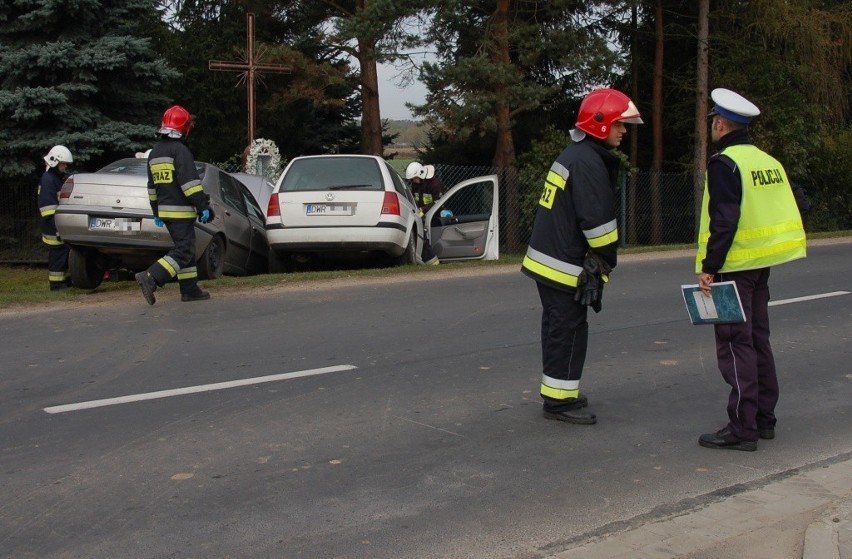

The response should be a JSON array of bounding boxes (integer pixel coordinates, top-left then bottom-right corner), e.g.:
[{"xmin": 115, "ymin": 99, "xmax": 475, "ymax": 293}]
[
  {"xmin": 521, "ymin": 88, "xmax": 643, "ymax": 425},
  {"xmin": 135, "ymin": 105, "xmax": 215, "ymax": 305}
]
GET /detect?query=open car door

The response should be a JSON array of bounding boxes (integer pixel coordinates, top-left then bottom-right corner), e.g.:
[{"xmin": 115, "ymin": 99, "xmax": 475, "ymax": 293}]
[{"xmin": 425, "ymin": 174, "xmax": 499, "ymax": 261}]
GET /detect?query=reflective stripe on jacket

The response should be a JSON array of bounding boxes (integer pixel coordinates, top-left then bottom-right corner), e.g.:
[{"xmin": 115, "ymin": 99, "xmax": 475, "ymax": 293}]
[
  {"xmin": 146, "ymin": 138, "xmax": 207, "ymax": 221},
  {"xmin": 521, "ymin": 139, "xmax": 619, "ymax": 291},
  {"xmin": 696, "ymin": 144, "xmax": 806, "ymax": 273}
]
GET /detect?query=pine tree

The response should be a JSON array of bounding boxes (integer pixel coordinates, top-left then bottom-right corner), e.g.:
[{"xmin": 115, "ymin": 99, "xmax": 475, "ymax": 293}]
[
  {"xmin": 0, "ymin": 0, "xmax": 179, "ymax": 180},
  {"xmin": 415, "ymin": 0, "xmax": 625, "ymax": 249}
]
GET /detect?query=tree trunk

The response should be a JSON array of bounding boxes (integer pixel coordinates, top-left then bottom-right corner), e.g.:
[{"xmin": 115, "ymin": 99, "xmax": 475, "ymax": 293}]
[
  {"xmin": 693, "ymin": 0, "xmax": 710, "ymax": 239},
  {"xmin": 650, "ymin": 0, "xmax": 664, "ymax": 244},
  {"xmin": 491, "ymin": 0, "xmax": 520, "ymax": 252},
  {"xmin": 628, "ymin": 3, "xmax": 639, "ymax": 246},
  {"xmin": 357, "ymin": 38, "xmax": 383, "ymax": 155}
]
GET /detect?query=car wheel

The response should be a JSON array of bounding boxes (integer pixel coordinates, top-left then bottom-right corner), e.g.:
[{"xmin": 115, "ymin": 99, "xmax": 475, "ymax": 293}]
[
  {"xmin": 395, "ymin": 233, "xmax": 416, "ymax": 266},
  {"xmin": 268, "ymin": 250, "xmax": 294, "ymax": 273},
  {"xmin": 69, "ymin": 247, "xmax": 104, "ymax": 289},
  {"xmin": 197, "ymin": 234, "xmax": 225, "ymax": 279}
]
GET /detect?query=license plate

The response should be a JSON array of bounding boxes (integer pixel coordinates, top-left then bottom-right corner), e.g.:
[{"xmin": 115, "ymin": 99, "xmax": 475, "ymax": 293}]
[
  {"xmin": 88, "ymin": 217, "xmax": 142, "ymax": 232},
  {"xmin": 305, "ymin": 203, "xmax": 353, "ymax": 216}
]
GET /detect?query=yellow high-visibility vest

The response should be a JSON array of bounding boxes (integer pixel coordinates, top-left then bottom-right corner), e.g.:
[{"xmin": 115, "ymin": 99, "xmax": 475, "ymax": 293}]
[{"xmin": 696, "ymin": 144, "xmax": 806, "ymax": 273}]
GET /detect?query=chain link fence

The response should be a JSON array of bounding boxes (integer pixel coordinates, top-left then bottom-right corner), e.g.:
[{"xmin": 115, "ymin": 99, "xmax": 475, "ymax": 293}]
[
  {"xmin": 434, "ymin": 164, "xmax": 697, "ymax": 253},
  {"xmin": 0, "ymin": 162, "xmax": 805, "ymax": 263}
]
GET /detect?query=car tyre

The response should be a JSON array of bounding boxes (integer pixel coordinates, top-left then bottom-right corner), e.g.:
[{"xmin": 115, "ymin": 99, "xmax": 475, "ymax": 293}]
[
  {"xmin": 69, "ymin": 246, "xmax": 104, "ymax": 289},
  {"xmin": 395, "ymin": 232, "xmax": 416, "ymax": 266},
  {"xmin": 197, "ymin": 234, "xmax": 225, "ymax": 280}
]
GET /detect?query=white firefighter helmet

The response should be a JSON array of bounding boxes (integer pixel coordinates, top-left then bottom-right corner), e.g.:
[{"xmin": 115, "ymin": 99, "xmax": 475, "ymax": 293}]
[
  {"xmin": 405, "ymin": 161, "xmax": 424, "ymax": 180},
  {"xmin": 44, "ymin": 145, "xmax": 73, "ymax": 168},
  {"xmin": 421, "ymin": 164, "xmax": 436, "ymax": 179}
]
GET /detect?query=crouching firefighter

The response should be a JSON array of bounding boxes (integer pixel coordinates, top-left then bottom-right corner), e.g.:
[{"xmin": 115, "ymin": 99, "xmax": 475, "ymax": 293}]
[
  {"xmin": 521, "ymin": 88, "xmax": 643, "ymax": 425},
  {"xmin": 135, "ymin": 105, "xmax": 215, "ymax": 305}
]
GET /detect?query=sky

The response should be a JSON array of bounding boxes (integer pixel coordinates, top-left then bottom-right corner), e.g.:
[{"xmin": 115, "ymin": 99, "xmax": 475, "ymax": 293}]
[{"xmin": 376, "ymin": 61, "xmax": 427, "ymax": 121}]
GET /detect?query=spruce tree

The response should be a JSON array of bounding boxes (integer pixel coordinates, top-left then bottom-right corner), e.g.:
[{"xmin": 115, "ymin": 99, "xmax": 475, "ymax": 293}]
[{"xmin": 0, "ymin": 0, "xmax": 179, "ymax": 180}]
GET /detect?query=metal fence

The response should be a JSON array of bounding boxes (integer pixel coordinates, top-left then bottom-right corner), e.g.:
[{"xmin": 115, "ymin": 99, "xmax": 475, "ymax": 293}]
[
  {"xmin": 434, "ymin": 164, "xmax": 697, "ymax": 252},
  {"xmin": 0, "ymin": 163, "xmax": 701, "ymax": 263}
]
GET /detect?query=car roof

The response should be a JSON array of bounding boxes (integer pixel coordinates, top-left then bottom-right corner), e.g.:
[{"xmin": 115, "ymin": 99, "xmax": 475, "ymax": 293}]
[{"xmin": 231, "ymin": 172, "xmax": 274, "ymax": 207}]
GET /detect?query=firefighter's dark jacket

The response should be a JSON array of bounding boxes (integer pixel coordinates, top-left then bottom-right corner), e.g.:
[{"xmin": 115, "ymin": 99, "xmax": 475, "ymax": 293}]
[
  {"xmin": 522, "ymin": 138, "xmax": 620, "ymax": 292},
  {"xmin": 146, "ymin": 137, "xmax": 207, "ymax": 221},
  {"xmin": 38, "ymin": 167, "xmax": 66, "ymax": 244}
]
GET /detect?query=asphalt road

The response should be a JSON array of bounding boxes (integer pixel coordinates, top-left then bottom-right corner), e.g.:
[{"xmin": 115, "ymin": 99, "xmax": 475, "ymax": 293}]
[{"xmin": 1, "ymin": 240, "xmax": 850, "ymax": 559}]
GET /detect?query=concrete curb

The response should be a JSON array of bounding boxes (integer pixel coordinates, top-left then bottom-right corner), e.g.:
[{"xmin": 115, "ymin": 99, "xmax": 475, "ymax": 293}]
[
  {"xmin": 803, "ymin": 493, "xmax": 852, "ymax": 559},
  {"xmin": 546, "ymin": 456, "xmax": 852, "ymax": 559}
]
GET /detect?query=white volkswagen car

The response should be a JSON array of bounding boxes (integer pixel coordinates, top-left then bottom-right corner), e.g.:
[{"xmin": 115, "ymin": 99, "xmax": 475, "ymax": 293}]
[{"xmin": 264, "ymin": 154, "xmax": 499, "ymax": 271}]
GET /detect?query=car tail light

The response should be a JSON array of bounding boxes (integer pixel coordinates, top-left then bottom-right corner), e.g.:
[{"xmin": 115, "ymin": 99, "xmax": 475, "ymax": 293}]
[
  {"xmin": 59, "ymin": 177, "xmax": 74, "ymax": 199},
  {"xmin": 266, "ymin": 194, "xmax": 280, "ymax": 218},
  {"xmin": 381, "ymin": 192, "xmax": 401, "ymax": 215}
]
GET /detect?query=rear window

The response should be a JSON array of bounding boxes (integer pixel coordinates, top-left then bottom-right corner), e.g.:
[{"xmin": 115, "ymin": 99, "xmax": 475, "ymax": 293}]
[
  {"xmin": 97, "ymin": 159, "xmax": 149, "ymax": 175},
  {"xmin": 97, "ymin": 158, "xmax": 207, "ymax": 178},
  {"xmin": 280, "ymin": 157, "xmax": 383, "ymax": 192}
]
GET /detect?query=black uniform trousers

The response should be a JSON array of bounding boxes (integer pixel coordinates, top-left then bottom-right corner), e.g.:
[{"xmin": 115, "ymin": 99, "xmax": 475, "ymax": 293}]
[
  {"xmin": 145, "ymin": 219, "xmax": 199, "ymax": 294},
  {"xmin": 46, "ymin": 244, "xmax": 70, "ymax": 287},
  {"xmin": 42, "ymin": 215, "xmax": 70, "ymax": 287},
  {"xmin": 420, "ymin": 215, "xmax": 437, "ymax": 264},
  {"xmin": 537, "ymin": 282, "xmax": 589, "ymax": 412},
  {"xmin": 714, "ymin": 267, "xmax": 778, "ymax": 442}
]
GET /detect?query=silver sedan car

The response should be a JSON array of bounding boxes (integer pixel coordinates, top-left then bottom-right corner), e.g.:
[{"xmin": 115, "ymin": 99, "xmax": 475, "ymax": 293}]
[{"xmin": 55, "ymin": 157, "xmax": 269, "ymax": 289}]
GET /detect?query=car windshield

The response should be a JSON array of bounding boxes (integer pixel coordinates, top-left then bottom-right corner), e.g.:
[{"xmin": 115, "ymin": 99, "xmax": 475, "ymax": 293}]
[{"xmin": 280, "ymin": 157, "xmax": 383, "ymax": 192}]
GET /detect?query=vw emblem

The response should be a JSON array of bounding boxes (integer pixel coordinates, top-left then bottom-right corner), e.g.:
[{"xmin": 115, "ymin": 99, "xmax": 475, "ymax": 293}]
[{"xmin": 325, "ymin": 193, "xmax": 335, "ymax": 202}]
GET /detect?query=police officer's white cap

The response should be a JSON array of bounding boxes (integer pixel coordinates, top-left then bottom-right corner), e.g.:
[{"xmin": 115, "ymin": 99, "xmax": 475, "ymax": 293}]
[{"xmin": 708, "ymin": 88, "xmax": 760, "ymax": 124}]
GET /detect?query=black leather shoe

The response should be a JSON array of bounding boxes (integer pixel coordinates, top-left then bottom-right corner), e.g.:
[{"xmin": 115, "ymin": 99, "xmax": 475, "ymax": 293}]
[
  {"xmin": 181, "ymin": 288, "xmax": 210, "ymax": 302},
  {"xmin": 698, "ymin": 428, "xmax": 757, "ymax": 451},
  {"xmin": 135, "ymin": 271, "xmax": 157, "ymax": 305},
  {"xmin": 49, "ymin": 283, "xmax": 70, "ymax": 291},
  {"xmin": 543, "ymin": 408, "xmax": 597, "ymax": 425},
  {"xmin": 759, "ymin": 428, "xmax": 775, "ymax": 440},
  {"xmin": 576, "ymin": 393, "xmax": 589, "ymax": 408}
]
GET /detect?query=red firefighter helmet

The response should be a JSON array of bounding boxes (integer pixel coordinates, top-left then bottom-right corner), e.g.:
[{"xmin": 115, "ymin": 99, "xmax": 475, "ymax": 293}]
[
  {"xmin": 574, "ymin": 89, "xmax": 643, "ymax": 140},
  {"xmin": 159, "ymin": 105, "xmax": 193, "ymax": 138}
]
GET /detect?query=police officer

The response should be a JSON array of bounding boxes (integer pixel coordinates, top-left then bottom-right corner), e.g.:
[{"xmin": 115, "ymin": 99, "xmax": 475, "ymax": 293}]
[
  {"xmin": 522, "ymin": 88, "xmax": 643, "ymax": 425},
  {"xmin": 405, "ymin": 161, "xmax": 442, "ymax": 265},
  {"xmin": 135, "ymin": 105, "xmax": 215, "ymax": 305},
  {"xmin": 696, "ymin": 88, "xmax": 807, "ymax": 451},
  {"xmin": 38, "ymin": 145, "xmax": 74, "ymax": 290}
]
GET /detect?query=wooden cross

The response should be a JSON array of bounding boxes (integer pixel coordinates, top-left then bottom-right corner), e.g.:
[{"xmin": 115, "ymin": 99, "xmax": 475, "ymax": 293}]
[{"xmin": 209, "ymin": 13, "xmax": 291, "ymax": 148}]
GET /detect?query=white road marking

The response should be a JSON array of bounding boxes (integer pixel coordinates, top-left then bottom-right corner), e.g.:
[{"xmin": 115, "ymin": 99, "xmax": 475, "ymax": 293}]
[
  {"xmin": 769, "ymin": 291, "xmax": 850, "ymax": 306},
  {"xmin": 44, "ymin": 364, "xmax": 358, "ymax": 414}
]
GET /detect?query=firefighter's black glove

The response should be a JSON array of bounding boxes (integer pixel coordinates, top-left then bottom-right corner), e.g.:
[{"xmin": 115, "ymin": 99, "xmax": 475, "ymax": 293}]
[
  {"xmin": 574, "ymin": 253, "xmax": 612, "ymax": 313},
  {"xmin": 198, "ymin": 207, "xmax": 215, "ymax": 224}
]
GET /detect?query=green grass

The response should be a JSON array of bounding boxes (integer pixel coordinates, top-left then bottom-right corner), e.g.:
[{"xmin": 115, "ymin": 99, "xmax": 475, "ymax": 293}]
[
  {"xmin": 3, "ymin": 231, "xmax": 847, "ymax": 310},
  {"xmin": 0, "ymin": 257, "xmax": 521, "ymax": 309},
  {"xmin": 387, "ymin": 157, "xmax": 415, "ymax": 176}
]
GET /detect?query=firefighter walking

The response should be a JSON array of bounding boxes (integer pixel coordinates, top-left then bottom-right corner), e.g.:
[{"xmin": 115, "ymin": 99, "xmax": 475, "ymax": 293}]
[{"xmin": 135, "ymin": 105, "xmax": 215, "ymax": 305}]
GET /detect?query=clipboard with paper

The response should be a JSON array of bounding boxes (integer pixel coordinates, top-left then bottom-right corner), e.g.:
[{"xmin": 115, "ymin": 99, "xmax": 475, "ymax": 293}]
[{"xmin": 681, "ymin": 281, "xmax": 746, "ymax": 325}]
